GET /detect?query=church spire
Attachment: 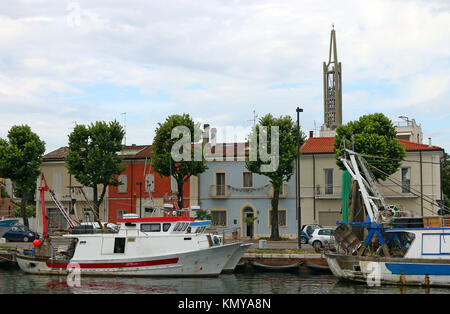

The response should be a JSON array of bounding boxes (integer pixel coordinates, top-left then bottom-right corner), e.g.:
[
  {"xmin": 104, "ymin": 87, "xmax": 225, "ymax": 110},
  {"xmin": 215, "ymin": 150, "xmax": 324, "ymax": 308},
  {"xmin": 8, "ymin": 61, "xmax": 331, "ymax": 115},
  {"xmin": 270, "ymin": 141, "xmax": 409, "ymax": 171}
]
[{"xmin": 323, "ymin": 26, "xmax": 342, "ymax": 131}]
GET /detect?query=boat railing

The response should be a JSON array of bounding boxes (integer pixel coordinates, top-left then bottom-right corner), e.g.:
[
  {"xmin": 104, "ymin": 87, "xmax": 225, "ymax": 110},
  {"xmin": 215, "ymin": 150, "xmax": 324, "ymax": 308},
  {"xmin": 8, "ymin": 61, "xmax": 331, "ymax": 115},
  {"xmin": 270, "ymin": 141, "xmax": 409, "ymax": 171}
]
[{"xmin": 206, "ymin": 226, "xmax": 241, "ymax": 243}]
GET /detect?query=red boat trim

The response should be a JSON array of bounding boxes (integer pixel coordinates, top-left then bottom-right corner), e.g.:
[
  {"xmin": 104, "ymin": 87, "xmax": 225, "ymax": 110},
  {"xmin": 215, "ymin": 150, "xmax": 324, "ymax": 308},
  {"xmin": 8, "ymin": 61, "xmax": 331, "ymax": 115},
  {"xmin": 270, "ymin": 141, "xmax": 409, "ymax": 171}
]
[
  {"xmin": 117, "ymin": 217, "xmax": 194, "ymax": 223},
  {"xmin": 46, "ymin": 258, "xmax": 179, "ymax": 269}
]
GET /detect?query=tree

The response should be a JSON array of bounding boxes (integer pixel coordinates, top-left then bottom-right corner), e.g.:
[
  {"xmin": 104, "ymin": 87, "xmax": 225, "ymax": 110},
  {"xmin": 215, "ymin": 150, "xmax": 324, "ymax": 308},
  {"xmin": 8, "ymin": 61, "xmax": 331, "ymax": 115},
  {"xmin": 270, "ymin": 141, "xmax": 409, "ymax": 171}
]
[
  {"xmin": 152, "ymin": 114, "xmax": 207, "ymax": 210},
  {"xmin": 441, "ymin": 153, "xmax": 450, "ymax": 210},
  {"xmin": 66, "ymin": 121, "xmax": 125, "ymax": 223},
  {"xmin": 334, "ymin": 113, "xmax": 406, "ymax": 181},
  {"xmin": 245, "ymin": 114, "xmax": 305, "ymax": 240},
  {"xmin": 0, "ymin": 125, "xmax": 45, "ymax": 227}
]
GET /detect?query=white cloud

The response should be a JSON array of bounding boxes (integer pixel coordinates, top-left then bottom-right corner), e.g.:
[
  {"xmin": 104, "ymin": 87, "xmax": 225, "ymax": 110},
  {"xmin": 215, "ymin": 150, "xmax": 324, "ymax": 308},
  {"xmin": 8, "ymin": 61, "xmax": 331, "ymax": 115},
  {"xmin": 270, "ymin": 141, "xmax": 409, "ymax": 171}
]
[{"xmin": 0, "ymin": 0, "xmax": 448, "ymax": 152}]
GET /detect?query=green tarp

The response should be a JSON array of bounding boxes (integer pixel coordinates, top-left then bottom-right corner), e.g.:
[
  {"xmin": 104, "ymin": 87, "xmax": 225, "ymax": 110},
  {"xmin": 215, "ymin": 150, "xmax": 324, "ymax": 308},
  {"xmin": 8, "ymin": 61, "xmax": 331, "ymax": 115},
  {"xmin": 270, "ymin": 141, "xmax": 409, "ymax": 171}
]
[{"xmin": 341, "ymin": 170, "xmax": 352, "ymax": 222}]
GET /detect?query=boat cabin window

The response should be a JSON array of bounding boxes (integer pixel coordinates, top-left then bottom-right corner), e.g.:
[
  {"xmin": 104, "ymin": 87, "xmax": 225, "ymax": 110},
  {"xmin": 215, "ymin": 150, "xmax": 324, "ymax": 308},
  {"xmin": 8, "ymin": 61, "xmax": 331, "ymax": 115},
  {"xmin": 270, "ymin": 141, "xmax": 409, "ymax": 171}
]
[
  {"xmin": 114, "ymin": 238, "xmax": 126, "ymax": 253},
  {"xmin": 195, "ymin": 226, "xmax": 206, "ymax": 233},
  {"xmin": 173, "ymin": 222, "xmax": 190, "ymax": 232},
  {"xmin": 180, "ymin": 223, "xmax": 188, "ymax": 232},
  {"xmin": 140, "ymin": 223, "xmax": 161, "ymax": 232},
  {"xmin": 163, "ymin": 223, "xmax": 171, "ymax": 232}
]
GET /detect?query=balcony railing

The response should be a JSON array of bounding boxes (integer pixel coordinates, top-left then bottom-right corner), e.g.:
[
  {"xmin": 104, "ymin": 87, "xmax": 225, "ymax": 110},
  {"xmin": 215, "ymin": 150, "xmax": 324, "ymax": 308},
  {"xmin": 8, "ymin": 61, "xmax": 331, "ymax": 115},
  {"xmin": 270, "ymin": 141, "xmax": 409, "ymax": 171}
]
[
  {"xmin": 315, "ymin": 184, "xmax": 341, "ymax": 199},
  {"xmin": 209, "ymin": 185, "xmax": 230, "ymax": 198}
]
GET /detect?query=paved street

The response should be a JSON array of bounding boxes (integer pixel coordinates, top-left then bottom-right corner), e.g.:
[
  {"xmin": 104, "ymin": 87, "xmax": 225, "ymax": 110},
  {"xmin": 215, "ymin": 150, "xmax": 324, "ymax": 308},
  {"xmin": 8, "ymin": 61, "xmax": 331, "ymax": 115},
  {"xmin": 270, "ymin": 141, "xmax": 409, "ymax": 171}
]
[{"xmin": 240, "ymin": 239, "xmax": 315, "ymax": 251}]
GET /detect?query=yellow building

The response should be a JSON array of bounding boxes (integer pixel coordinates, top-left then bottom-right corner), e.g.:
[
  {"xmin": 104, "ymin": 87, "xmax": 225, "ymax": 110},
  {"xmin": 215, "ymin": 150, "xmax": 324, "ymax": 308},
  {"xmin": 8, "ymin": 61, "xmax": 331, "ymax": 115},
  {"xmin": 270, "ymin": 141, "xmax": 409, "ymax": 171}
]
[
  {"xmin": 300, "ymin": 136, "xmax": 445, "ymax": 226},
  {"xmin": 36, "ymin": 147, "xmax": 107, "ymax": 234}
]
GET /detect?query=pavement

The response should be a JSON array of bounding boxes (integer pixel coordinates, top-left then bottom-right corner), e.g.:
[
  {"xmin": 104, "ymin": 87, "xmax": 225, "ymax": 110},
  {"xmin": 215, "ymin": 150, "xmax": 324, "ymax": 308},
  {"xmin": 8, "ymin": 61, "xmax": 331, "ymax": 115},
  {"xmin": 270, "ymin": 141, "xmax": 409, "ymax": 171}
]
[{"xmin": 240, "ymin": 238, "xmax": 315, "ymax": 251}]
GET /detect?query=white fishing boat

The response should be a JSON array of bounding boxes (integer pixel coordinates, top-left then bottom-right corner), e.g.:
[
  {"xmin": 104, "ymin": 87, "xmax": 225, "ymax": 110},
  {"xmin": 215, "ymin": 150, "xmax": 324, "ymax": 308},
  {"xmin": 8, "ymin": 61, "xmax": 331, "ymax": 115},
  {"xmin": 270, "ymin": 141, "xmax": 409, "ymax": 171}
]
[
  {"xmin": 325, "ymin": 149, "xmax": 450, "ymax": 287},
  {"xmin": 16, "ymin": 216, "xmax": 241, "ymax": 277},
  {"xmin": 188, "ymin": 220, "xmax": 252, "ymax": 273}
]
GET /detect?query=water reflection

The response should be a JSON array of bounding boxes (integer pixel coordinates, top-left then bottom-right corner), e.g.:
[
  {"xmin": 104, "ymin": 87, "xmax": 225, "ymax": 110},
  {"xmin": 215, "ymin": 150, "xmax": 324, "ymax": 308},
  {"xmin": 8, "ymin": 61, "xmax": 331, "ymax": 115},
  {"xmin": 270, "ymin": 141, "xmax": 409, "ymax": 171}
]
[{"xmin": 0, "ymin": 265, "xmax": 449, "ymax": 294}]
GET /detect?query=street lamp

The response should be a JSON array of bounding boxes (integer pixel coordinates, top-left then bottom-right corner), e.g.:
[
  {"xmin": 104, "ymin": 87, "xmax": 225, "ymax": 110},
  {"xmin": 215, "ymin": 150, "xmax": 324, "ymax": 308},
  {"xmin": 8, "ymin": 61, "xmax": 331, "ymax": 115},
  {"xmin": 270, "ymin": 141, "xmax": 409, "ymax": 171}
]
[
  {"xmin": 296, "ymin": 107, "xmax": 303, "ymax": 248},
  {"xmin": 136, "ymin": 182, "xmax": 142, "ymax": 217}
]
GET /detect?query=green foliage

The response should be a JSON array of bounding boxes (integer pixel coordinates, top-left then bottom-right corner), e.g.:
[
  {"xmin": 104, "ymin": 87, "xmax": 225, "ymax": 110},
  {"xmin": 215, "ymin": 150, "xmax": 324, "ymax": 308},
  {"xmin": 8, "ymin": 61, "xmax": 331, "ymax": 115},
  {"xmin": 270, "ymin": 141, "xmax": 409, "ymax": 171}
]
[
  {"xmin": 195, "ymin": 209, "xmax": 212, "ymax": 220},
  {"xmin": 66, "ymin": 120, "xmax": 125, "ymax": 214},
  {"xmin": 442, "ymin": 153, "xmax": 450, "ymax": 209},
  {"xmin": 0, "ymin": 125, "xmax": 45, "ymax": 226},
  {"xmin": 245, "ymin": 114, "xmax": 305, "ymax": 240},
  {"xmin": 244, "ymin": 216, "xmax": 258, "ymax": 224},
  {"xmin": 334, "ymin": 113, "xmax": 406, "ymax": 181},
  {"xmin": 245, "ymin": 114, "xmax": 305, "ymax": 186},
  {"xmin": 1, "ymin": 187, "xmax": 9, "ymax": 198},
  {"xmin": 152, "ymin": 114, "xmax": 207, "ymax": 209},
  {"xmin": 14, "ymin": 204, "xmax": 36, "ymax": 218}
]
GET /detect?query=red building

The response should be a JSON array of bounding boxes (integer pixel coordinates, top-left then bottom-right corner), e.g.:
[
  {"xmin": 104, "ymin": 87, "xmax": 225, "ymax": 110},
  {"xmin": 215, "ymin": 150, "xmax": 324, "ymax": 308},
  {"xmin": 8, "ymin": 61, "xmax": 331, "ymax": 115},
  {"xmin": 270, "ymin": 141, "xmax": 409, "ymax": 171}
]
[{"xmin": 107, "ymin": 145, "xmax": 191, "ymax": 223}]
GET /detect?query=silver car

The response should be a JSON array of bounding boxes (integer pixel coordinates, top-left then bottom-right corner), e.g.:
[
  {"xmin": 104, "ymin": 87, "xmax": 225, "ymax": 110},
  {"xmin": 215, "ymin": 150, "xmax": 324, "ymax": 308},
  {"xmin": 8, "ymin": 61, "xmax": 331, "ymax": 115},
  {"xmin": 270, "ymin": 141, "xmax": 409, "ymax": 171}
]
[{"xmin": 308, "ymin": 227, "xmax": 336, "ymax": 248}]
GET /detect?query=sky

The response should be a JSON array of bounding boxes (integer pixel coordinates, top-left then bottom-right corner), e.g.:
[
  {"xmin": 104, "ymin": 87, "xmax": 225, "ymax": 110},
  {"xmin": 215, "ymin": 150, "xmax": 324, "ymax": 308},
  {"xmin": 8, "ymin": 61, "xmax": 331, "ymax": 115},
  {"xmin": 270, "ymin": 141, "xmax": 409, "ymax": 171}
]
[{"xmin": 0, "ymin": 0, "xmax": 449, "ymax": 154}]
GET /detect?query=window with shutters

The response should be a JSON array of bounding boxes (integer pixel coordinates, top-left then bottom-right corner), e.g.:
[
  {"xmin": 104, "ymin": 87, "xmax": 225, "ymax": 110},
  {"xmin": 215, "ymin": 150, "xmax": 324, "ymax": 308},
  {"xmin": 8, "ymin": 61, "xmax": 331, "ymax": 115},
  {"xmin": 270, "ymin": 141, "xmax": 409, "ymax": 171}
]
[{"xmin": 118, "ymin": 175, "xmax": 127, "ymax": 193}]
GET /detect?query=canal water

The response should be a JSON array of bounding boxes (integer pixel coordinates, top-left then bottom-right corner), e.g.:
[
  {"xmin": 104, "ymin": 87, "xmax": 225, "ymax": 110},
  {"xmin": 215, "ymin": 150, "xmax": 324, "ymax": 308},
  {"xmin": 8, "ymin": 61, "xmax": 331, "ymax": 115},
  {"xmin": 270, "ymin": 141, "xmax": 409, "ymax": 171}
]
[{"xmin": 1, "ymin": 264, "xmax": 450, "ymax": 294}]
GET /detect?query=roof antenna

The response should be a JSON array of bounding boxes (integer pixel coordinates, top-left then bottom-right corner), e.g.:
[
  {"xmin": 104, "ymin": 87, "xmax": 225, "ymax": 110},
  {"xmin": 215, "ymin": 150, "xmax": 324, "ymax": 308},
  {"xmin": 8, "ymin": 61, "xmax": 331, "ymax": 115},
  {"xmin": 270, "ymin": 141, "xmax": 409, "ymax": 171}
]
[
  {"xmin": 247, "ymin": 110, "xmax": 258, "ymax": 127},
  {"xmin": 121, "ymin": 112, "xmax": 127, "ymax": 146}
]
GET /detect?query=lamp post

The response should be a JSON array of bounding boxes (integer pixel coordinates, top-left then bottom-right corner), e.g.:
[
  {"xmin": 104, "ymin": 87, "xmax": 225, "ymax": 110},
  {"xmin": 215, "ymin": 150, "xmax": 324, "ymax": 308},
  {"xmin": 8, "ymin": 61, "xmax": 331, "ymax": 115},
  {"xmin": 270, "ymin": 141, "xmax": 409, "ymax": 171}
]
[
  {"xmin": 296, "ymin": 107, "xmax": 303, "ymax": 248},
  {"xmin": 136, "ymin": 182, "xmax": 142, "ymax": 217}
]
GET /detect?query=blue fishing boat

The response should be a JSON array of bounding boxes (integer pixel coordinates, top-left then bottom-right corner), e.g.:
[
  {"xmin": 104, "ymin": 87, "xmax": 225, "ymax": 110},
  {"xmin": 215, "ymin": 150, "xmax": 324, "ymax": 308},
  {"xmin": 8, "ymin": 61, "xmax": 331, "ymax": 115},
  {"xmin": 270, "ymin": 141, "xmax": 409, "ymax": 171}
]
[{"xmin": 325, "ymin": 149, "xmax": 450, "ymax": 287}]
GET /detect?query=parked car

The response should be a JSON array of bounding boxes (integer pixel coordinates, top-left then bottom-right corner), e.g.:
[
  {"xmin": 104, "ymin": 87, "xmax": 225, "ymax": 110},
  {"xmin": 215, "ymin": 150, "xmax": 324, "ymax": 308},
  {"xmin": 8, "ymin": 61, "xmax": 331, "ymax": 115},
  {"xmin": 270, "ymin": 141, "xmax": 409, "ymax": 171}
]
[
  {"xmin": 3, "ymin": 223, "xmax": 39, "ymax": 242},
  {"xmin": 308, "ymin": 227, "xmax": 336, "ymax": 248},
  {"xmin": 300, "ymin": 224, "xmax": 322, "ymax": 244}
]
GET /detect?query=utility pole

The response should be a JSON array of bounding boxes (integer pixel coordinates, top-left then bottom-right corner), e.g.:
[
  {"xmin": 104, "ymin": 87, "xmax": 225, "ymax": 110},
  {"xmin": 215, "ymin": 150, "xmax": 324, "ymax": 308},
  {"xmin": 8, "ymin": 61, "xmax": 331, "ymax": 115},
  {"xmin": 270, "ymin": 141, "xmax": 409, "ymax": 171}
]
[{"xmin": 296, "ymin": 107, "xmax": 303, "ymax": 248}]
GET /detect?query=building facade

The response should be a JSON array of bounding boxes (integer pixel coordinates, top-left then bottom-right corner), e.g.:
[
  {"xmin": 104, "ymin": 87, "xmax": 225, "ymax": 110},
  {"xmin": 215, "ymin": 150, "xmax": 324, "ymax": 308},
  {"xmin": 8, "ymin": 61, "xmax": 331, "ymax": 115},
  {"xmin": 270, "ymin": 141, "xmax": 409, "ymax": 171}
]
[
  {"xmin": 37, "ymin": 147, "xmax": 108, "ymax": 234},
  {"xmin": 300, "ymin": 135, "xmax": 445, "ymax": 227},
  {"xmin": 198, "ymin": 143, "xmax": 298, "ymax": 239},
  {"xmin": 107, "ymin": 144, "xmax": 194, "ymax": 223},
  {"xmin": 37, "ymin": 145, "xmax": 194, "ymax": 232},
  {"xmin": 0, "ymin": 178, "xmax": 13, "ymax": 218}
]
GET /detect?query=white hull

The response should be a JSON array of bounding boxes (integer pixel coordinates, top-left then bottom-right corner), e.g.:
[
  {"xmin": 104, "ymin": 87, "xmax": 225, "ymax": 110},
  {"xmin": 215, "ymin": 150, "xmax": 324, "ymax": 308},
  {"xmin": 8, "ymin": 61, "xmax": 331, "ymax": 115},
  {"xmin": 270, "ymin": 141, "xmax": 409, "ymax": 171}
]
[
  {"xmin": 17, "ymin": 243, "xmax": 240, "ymax": 277},
  {"xmin": 222, "ymin": 243, "xmax": 252, "ymax": 273},
  {"xmin": 326, "ymin": 252, "xmax": 450, "ymax": 287}
]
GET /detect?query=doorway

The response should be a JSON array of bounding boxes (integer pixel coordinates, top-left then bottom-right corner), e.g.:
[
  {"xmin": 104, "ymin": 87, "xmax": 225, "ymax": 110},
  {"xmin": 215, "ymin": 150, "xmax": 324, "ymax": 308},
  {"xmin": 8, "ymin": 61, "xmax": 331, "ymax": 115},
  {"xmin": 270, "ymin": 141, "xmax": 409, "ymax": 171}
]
[{"xmin": 243, "ymin": 207, "xmax": 255, "ymax": 238}]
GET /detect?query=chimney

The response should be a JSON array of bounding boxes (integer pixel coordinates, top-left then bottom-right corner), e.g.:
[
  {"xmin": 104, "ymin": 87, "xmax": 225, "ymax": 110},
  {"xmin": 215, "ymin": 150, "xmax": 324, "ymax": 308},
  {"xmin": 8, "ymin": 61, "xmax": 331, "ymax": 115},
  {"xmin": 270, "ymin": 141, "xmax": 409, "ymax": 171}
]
[
  {"xmin": 309, "ymin": 131, "xmax": 314, "ymax": 138},
  {"xmin": 203, "ymin": 124, "xmax": 210, "ymax": 144},
  {"xmin": 428, "ymin": 137, "xmax": 432, "ymax": 147}
]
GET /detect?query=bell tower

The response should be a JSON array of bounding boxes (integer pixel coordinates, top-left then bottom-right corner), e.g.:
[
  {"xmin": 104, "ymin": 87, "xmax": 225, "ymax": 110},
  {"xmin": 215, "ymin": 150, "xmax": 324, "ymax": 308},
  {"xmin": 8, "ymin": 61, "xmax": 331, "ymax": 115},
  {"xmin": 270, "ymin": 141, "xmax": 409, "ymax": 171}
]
[{"xmin": 321, "ymin": 26, "xmax": 342, "ymax": 136}]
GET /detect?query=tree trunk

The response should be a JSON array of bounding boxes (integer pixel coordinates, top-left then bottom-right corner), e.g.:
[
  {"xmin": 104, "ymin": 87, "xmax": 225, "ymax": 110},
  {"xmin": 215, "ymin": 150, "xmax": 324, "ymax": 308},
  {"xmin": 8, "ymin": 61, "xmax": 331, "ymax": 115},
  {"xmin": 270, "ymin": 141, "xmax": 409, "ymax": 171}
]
[
  {"xmin": 93, "ymin": 185, "xmax": 104, "ymax": 230},
  {"xmin": 270, "ymin": 188, "xmax": 281, "ymax": 240},
  {"xmin": 21, "ymin": 193, "xmax": 29, "ymax": 227}
]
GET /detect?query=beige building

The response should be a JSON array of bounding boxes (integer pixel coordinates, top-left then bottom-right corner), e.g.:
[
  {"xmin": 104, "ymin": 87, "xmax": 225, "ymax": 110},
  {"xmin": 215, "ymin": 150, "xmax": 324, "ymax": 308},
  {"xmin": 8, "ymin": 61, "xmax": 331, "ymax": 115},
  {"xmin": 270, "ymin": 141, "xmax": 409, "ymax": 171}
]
[
  {"xmin": 299, "ymin": 135, "xmax": 445, "ymax": 227},
  {"xmin": 36, "ymin": 147, "xmax": 107, "ymax": 234}
]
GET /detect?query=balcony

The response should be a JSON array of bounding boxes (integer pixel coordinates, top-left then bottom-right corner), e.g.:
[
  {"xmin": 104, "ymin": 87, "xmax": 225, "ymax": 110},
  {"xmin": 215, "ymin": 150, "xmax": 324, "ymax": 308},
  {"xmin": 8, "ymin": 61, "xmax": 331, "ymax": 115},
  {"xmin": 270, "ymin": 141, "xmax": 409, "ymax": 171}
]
[
  {"xmin": 315, "ymin": 184, "xmax": 341, "ymax": 199},
  {"xmin": 209, "ymin": 185, "xmax": 230, "ymax": 198}
]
